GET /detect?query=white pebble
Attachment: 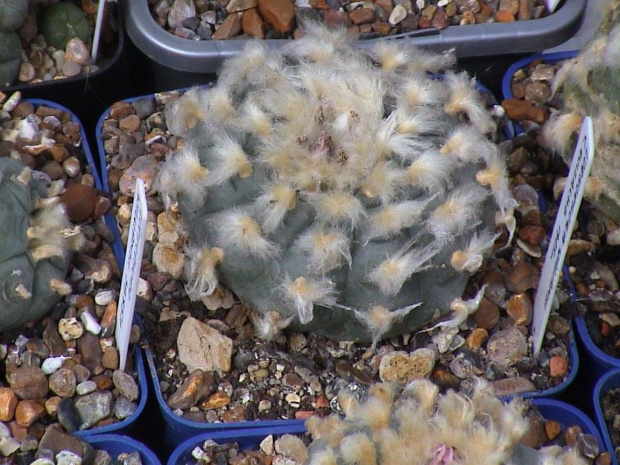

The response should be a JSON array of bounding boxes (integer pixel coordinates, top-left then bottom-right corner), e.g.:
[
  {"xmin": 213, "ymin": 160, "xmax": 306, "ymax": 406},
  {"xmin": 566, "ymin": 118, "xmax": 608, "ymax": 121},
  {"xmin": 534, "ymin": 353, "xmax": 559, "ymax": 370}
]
[
  {"xmin": 95, "ymin": 289, "xmax": 115, "ymax": 306},
  {"xmin": 55, "ymin": 450, "xmax": 82, "ymax": 465},
  {"xmin": 259, "ymin": 435, "xmax": 274, "ymax": 456},
  {"xmin": 41, "ymin": 356, "xmax": 67, "ymax": 375},
  {"xmin": 75, "ymin": 380, "xmax": 97, "ymax": 395},
  {"xmin": 2, "ymin": 91, "xmax": 21, "ymax": 112},
  {"xmin": 80, "ymin": 311, "xmax": 102, "ymax": 335},
  {"xmin": 0, "ymin": 436, "xmax": 20, "ymax": 457}
]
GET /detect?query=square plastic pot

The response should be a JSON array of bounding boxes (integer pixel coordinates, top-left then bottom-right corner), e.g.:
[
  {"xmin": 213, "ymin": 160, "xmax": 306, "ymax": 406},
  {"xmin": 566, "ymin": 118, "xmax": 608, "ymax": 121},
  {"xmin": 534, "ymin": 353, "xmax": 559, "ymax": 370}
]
[
  {"xmin": 3, "ymin": 3, "xmax": 132, "ymax": 149},
  {"xmin": 166, "ymin": 398, "xmax": 603, "ymax": 465},
  {"xmin": 502, "ymin": 49, "xmax": 620, "ymax": 382},
  {"xmin": 84, "ymin": 434, "xmax": 162, "ymax": 465},
  {"xmin": 23, "ymin": 98, "xmax": 150, "ymax": 437},
  {"xmin": 167, "ymin": 424, "xmax": 307, "ymax": 465},
  {"xmin": 593, "ymin": 369, "xmax": 620, "ymax": 465},
  {"xmin": 123, "ymin": 0, "xmax": 585, "ymax": 91}
]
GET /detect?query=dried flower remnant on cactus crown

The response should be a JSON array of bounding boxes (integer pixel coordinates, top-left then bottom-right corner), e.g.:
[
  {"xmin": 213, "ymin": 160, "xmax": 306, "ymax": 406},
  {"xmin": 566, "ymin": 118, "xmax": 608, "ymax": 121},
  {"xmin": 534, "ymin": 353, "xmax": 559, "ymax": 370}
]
[{"xmin": 157, "ymin": 23, "xmax": 515, "ymax": 343}]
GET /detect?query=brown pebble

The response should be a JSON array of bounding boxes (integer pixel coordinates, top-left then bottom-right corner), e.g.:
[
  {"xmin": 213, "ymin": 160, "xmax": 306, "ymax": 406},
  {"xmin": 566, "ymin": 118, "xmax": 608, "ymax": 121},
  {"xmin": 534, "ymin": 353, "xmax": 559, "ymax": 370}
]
[
  {"xmin": 221, "ymin": 404, "xmax": 247, "ymax": 422},
  {"xmin": 549, "ymin": 355, "xmax": 569, "ymax": 377},
  {"xmin": 520, "ymin": 415, "xmax": 548, "ymax": 448},
  {"xmin": 466, "ymin": 327, "xmax": 488, "ymax": 349},
  {"xmin": 518, "ymin": 225, "xmax": 546, "ymax": 246},
  {"xmin": 119, "ymin": 114, "xmax": 141, "ymax": 133},
  {"xmin": 504, "ymin": 261, "xmax": 540, "ymax": 293},
  {"xmin": 506, "ymin": 293, "xmax": 532, "ymax": 326},
  {"xmin": 92, "ymin": 374, "xmax": 114, "ymax": 391},
  {"xmin": 501, "ymin": 98, "xmax": 547, "ymax": 124},
  {"xmin": 349, "ymin": 7, "xmax": 376, "ymax": 25},
  {"xmin": 495, "ymin": 9, "xmax": 515, "ymax": 21},
  {"xmin": 472, "ymin": 297, "xmax": 500, "ymax": 330},
  {"xmin": 0, "ymin": 387, "xmax": 18, "ymax": 421},
  {"xmin": 564, "ymin": 425, "xmax": 582, "ymax": 446},
  {"xmin": 200, "ymin": 391, "xmax": 232, "ymax": 410},
  {"xmin": 7, "ymin": 366, "xmax": 48, "ymax": 400},
  {"xmin": 212, "ymin": 12, "xmax": 242, "ymax": 39},
  {"xmin": 241, "ymin": 8, "xmax": 266, "ymax": 39},
  {"xmin": 258, "ymin": 0, "xmax": 295, "ymax": 32},
  {"xmin": 60, "ymin": 183, "xmax": 99, "ymax": 223},
  {"xmin": 167, "ymin": 370, "xmax": 215, "ymax": 410},
  {"xmin": 545, "ymin": 420, "xmax": 562, "ymax": 440},
  {"xmin": 15, "ymin": 400, "xmax": 45, "ymax": 427}
]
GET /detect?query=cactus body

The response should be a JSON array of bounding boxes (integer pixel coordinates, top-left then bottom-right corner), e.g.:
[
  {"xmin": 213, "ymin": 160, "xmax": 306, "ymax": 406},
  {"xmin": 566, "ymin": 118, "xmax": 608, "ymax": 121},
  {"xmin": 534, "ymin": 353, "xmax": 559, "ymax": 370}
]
[
  {"xmin": 0, "ymin": 0, "xmax": 28, "ymax": 86},
  {"xmin": 545, "ymin": 0, "xmax": 620, "ymax": 221},
  {"xmin": 0, "ymin": 157, "xmax": 82, "ymax": 332},
  {"xmin": 295, "ymin": 380, "xmax": 587, "ymax": 465},
  {"xmin": 39, "ymin": 2, "xmax": 90, "ymax": 50},
  {"xmin": 158, "ymin": 26, "xmax": 515, "ymax": 342}
]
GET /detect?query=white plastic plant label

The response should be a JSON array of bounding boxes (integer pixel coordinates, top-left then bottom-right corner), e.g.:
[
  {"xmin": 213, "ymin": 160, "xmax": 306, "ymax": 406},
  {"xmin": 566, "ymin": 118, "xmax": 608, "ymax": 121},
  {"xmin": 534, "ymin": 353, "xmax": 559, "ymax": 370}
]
[
  {"xmin": 532, "ymin": 116, "xmax": 593, "ymax": 356},
  {"xmin": 544, "ymin": 0, "xmax": 561, "ymax": 13},
  {"xmin": 91, "ymin": 0, "xmax": 107, "ymax": 64},
  {"xmin": 115, "ymin": 178, "xmax": 148, "ymax": 371}
]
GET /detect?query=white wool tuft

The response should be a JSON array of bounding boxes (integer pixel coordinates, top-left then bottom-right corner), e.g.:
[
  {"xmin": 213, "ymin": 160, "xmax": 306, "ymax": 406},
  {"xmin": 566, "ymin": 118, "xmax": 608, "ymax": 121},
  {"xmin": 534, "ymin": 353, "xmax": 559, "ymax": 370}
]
[
  {"xmin": 367, "ymin": 242, "xmax": 440, "ymax": 295},
  {"xmin": 443, "ymin": 72, "xmax": 496, "ymax": 134},
  {"xmin": 183, "ymin": 245, "xmax": 224, "ymax": 301},
  {"xmin": 407, "ymin": 150, "xmax": 455, "ymax": 192},
  {"xmin": 211, "ymin": 210, "xmax": 279, "ymax": 259},
  {"xmin": 282, "ymin": 276, "xmax": 338, "ymax": 324},
  {"xmin": 427, "ymin": 185, "xmax": 487, "ymax": 244},
  {"xmin": 295, "ymin": 227, "xmax": 352, "ymax": 272}
]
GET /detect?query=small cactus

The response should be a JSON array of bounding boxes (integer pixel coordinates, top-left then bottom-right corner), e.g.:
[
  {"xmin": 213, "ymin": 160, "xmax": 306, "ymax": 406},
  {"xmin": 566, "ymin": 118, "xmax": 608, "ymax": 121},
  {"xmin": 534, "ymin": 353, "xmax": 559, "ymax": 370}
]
[
  {"xmin": 38, "ymin": 1, "xmax": 90, "ymax": 50},
  {"xmin": 157, "ymin": 24, "xmax": 515, "ymax": 343},
  {"xmin": 0, "ymin": 0, "xmax": 29, "ymax": 86},
  {"xmin": 544, "ymin": 0, "xmax": 620, "ymax": 221},
  {"xmin": 287, "ymin": 379, "xmax": 588, "ymax": 465},
  {"xmin": 0, "ymin": 157, "xmax": 84, "ymax": 332}
]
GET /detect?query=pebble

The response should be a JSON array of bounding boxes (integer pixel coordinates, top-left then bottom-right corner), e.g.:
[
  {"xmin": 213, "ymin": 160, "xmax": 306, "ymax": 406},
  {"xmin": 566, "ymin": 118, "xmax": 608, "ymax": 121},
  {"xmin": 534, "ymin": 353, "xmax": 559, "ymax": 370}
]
[
  {"xmin": 486, "ymin": 326, "xmax": 528, "ymax": 366},
  {"xmin": 177, "ymin": 317, "xmax": 233, "ymax": 375},
  {"xmin": 58, "ymin": 317, "xmax": 85, "ymax": 341},
  {"xmin": 7, "ymin": 365, "xmax": 49, "ymax": 400},
  {"xmin": 49, "ymin": 368, "xmax": 77, "ymax": 398},
  {"xmin": 74, "ymin": 390, "xmax": 114, "ymax": 429},
  {"xmin": 378, "ymin": 348, "xmax": 435, "ymax": 383},
  {"xmin": 113, "ymin": 370, "xmax": 140, "ymax": 402}
]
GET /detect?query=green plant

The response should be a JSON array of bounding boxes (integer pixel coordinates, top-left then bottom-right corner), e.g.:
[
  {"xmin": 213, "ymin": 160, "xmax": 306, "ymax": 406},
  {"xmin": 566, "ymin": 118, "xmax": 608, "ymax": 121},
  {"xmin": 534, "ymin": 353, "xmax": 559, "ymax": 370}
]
[
  {"xmin": 286, "ymin": 379, "xmax": 588, "ymax": 465},
  {"xmin": 0, "ymin": 0, "xmax": 28, "ymax": 86},
  {"xmin": 543, "ymin": 0, "xmax": 620, "ymax": 221},
  {"xmin": 0, "ymin": 157, "xmax": 84, "ymax": 332},
  {"xmin": 157, "ymin": 24, "xmax": 515, "ymax": 343},
  {"xmin": 38, "ymin": 1, "xmax": 90, "ymax": 50}
]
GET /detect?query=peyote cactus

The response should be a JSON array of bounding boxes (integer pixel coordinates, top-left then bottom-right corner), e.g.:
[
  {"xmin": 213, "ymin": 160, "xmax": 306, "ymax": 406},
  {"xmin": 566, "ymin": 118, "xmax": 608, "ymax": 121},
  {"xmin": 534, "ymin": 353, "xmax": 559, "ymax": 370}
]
[
  {"xmin": 0, "ymin": 0, "xmax": 29, "ymax": 86},
  {"xmin": 283, "ymin": 379, "xmax": 589, "ymax": 465},
  {"xmin": 0, "ymin": 157, "xmax": 84, "ymax": 332},
  {"xmin": 157, "ymin": 24, "xmax": 516, "ymax": 343},
  {"xmin": 543, "ymin": 0, "xmax": 620, "ymax": 221},
  {"xmin": 38, "ymin": 1, "xmax": 90, "ymax": 50}
]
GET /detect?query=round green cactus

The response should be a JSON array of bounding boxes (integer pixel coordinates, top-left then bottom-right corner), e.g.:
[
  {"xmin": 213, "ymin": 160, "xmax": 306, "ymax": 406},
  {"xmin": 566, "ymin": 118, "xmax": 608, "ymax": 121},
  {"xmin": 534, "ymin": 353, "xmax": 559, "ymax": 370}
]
[
  {"xmin": 0, "ymin": 0, "xmax": 29, "ymax": 31},
  {"xmin": 38, "ymin": 2, "xmax": 90, "ymax": 50},
  {"xmin": 0, "ymin": 0, "xmax": 28, "ymax": 87},
  {"xmin": 157, "ymin": 25, "xmax": 515, "ymax": 343},
  {"xmin": 0, "ymin": 30, "xmax": 22, "ymax": 87},
  {"xmin": 0, "ymin": 157, "xmax": 83, "ymax": 332},
  {"xmin": 544, "ymin": 0, "xmax": 620, "ymax": 221}
]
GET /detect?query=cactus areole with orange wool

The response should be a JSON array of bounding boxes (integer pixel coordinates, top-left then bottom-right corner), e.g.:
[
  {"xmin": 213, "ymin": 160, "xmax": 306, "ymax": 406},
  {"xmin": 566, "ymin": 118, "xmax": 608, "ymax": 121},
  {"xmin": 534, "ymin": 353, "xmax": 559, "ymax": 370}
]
[{"xmin": 157, "ymin": 24, "xmax": 516, "ymax": 343}]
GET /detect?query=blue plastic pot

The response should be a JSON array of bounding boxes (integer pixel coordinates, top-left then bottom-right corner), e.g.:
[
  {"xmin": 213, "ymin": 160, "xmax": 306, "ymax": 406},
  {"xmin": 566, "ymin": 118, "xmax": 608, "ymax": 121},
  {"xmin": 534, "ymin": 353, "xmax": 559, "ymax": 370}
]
[
  {"xmin": 532, "ymin": 398, "xmax": 604, "ymax": 448},
  {"xmin": 593, "ymin": 369, "xmax": 620, "ymax": 465},
  {"xmin": 503, "ymin": 50, "xmax": 620, "ymax": 391},
  {"xmin": 167, "ymin": 422, "xmax": 307, "ymax": 465},
  {"xmin": 166, "ymin": 399, "xmax": 602, "ymax": 465},
  {"xmin": 85, "ymin": 434, "xmax": 162, "ymax": 465},
  {"xmin": 145, "ymin": 345, "xmax": 305, "ymax": 454},
  {"xmin": 23, "ymin": 99, "xmax": 149, "ymax": 436}
]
